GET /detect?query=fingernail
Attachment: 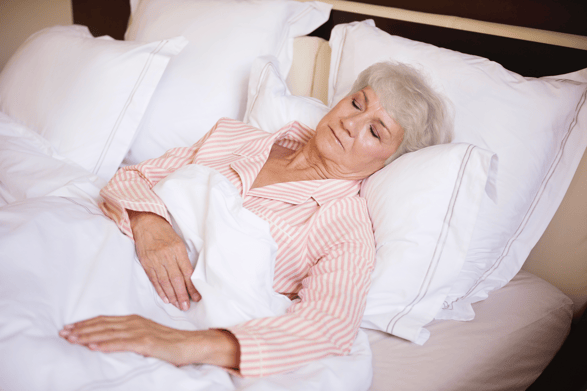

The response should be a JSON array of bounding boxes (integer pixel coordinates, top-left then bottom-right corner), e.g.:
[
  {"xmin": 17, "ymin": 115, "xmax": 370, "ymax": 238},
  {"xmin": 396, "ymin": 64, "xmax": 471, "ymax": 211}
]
[
  {"xmin": 59, "ymin": 330, "xmax": 70, "ymax": 336},
  {"xmin": 89, "ymin": 343, "xmax": 98, "ymax": 349},
  {"xmin": 64, "ymin": 324, "xmax": 74, "ymax": 329},
  {"xmin": 163, "ymin": 297, "xmax": 169, "ymax": 304},
  {"xmin": 67, "ymin": 335, "xmax": 78, "ymax": 341},
  {"xmin": 174, "ymin": 301, "xmax": 180, "ymax": 308},
  {"xmin": 181, "ymin": 301, "xmax": 189, "ymax": 311}
]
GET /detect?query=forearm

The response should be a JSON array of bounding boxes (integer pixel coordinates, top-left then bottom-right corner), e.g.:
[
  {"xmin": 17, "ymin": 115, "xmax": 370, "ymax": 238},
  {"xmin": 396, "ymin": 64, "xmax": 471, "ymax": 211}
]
[
  {"xmin": 161, "ymin": 327, "xmax": 241, "ymax": 368},
  {"xmin": 99, "ymin": 135, "xmax": 212, "ymax": 238}
]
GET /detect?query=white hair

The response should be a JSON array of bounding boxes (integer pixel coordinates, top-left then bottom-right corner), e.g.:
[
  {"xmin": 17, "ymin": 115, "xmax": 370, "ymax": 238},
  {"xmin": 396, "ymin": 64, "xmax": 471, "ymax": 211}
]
[{"xmin": 349, "ymin": 61, "xmax": 454, "ymax": 164}]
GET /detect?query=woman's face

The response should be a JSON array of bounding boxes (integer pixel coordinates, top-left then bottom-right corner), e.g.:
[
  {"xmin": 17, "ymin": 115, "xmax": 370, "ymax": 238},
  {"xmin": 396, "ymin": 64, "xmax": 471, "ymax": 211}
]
[{"xmin": 313, "ymin": 86, "xmax": 404, "ymax": 180}]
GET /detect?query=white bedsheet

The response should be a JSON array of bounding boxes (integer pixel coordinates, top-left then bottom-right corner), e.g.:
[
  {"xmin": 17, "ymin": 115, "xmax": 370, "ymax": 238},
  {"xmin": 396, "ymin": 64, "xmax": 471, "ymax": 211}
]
[{"xmin": 0, "ymin": 125, "xmax": 372, "ymax": 391}]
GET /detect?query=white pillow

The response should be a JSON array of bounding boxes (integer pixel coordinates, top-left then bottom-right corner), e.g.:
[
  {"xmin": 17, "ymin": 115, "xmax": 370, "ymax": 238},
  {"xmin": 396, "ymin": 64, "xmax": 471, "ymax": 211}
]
[
  {"xmin": 0, "ymin": 25, "xmax": 186, "ymax": 181},
  {"xmin": 244, "ymin": 56, "xmax": 329, "ymax": 132},
  {"xmin": 244, "ymin": 56, "xmax": 498, "ymax": 343},
  {"xmin": 328, "ymin": 20, "xmax": 587, "ymax": 321},
  {"xmin": 0, "ymin": 112, "xmax": 105, "ymax": 204},
  {"xmin": 123, "ymin": 0, "xmax": 331, "ymax": 164}
]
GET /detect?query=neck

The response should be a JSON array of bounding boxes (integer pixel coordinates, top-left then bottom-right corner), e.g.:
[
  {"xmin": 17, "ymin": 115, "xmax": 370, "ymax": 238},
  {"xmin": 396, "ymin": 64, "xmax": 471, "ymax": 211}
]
[
  {"xmin": 281, "ymin": 146, "xmax": 331, "ymax": 181},
  {"xmin": 286, "ymin": 138, "xmax": 371, "ymax": 182},
  {"xmin": 251, "ymin": 140, "xmax": 364, "ymax": 191}
]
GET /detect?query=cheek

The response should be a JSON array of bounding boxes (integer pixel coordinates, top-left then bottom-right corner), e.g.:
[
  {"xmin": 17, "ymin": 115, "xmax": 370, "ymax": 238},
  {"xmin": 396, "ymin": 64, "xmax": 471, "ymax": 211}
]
[
  {"xmin": 352, "ymin": 140, "xmax": 389, "ymax": 167},
  {"xmin": 315, "ymin": 116, "xmax": 327, "ymax": 130},
  {"xmin": 370, "ymin": 150, "xmax": 392, "ymax": 168},
  {"xmin": 372, "ymin": 139, "xmax": 398, "ymax": 164},
  {"xmin": 362, "ymin": 138, "xmax": 388, "ymax": 157},
  {"xmin": 314, "ymin": 114, "xmax": 334, "ymax": 137}
]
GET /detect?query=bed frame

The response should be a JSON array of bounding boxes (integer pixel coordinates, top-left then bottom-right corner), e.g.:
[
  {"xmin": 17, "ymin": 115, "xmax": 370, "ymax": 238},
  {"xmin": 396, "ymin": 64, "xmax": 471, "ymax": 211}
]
[{"xmin": 70, "ymin": 0, "xmax": 587, "ymax": 389}]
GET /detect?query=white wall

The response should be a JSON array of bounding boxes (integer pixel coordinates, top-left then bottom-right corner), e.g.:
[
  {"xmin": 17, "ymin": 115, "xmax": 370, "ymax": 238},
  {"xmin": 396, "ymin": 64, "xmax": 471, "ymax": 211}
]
[{"xmin": 0, "ymin": 0, "xmax": 73, "ymax": 71}]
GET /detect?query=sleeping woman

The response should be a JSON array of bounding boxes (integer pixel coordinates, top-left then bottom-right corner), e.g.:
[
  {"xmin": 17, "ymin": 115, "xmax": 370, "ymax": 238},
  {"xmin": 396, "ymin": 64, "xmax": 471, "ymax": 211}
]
[{"xmin": 59, "ymin": 62, "xmax": 453, "ymax": 377}]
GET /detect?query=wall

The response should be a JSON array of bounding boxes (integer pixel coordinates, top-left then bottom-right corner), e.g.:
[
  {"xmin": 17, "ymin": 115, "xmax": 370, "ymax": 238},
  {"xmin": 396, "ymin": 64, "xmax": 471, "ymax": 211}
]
[{"xmin": 0, "ymin": 0, "xmax": 73, "ymax": 71}]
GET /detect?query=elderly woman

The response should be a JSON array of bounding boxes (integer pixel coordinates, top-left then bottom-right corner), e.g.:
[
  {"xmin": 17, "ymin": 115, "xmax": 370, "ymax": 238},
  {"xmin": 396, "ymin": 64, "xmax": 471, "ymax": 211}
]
[{"xmin": 59, "ymin": 62, "xmax": 452, "ymax": 377}]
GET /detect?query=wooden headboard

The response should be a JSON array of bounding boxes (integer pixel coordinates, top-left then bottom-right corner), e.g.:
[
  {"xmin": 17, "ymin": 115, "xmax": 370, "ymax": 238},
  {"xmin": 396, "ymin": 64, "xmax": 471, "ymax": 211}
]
[{"xmin": 71, "ymin": 0, "xmax": 587, "ymax": 77}]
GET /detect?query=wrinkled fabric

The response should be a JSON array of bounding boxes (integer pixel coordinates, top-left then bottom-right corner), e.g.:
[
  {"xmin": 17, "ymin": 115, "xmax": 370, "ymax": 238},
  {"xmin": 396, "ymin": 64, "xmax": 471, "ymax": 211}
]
[
  {"xmin": 0, "ymin": 189, "xmax": 371, "ymax": 391},
  {"xmin": 153, "ymin": 164, "xmax": 293, "ymax": 329}
]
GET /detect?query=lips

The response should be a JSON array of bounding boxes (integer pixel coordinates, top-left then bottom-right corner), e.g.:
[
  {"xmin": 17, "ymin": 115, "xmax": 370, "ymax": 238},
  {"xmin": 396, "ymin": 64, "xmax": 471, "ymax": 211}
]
[{"xmin": 329, "ymin": 126, "xmax": 344, "ymax": 150}]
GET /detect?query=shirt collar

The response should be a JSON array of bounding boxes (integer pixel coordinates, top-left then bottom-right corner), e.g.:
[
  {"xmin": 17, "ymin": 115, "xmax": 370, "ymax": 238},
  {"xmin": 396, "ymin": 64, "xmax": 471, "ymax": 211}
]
[
  {"xmin": 236, "ymin": 121, "xmax": 361, "ymax": 205},
  {"xmin": 232, "ymin": 121, "xmax": 314, "ymax": 158},
  {"xmin": 247, "ymin": 178, "xmax": 361, "ymax": 206}
]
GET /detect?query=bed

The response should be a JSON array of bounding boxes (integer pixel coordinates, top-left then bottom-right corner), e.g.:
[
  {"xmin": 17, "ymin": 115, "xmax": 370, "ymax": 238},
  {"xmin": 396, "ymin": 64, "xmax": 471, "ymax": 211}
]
[{"xmin": 0, "ymin": 0, "xmax": 586, "ymax": 390}]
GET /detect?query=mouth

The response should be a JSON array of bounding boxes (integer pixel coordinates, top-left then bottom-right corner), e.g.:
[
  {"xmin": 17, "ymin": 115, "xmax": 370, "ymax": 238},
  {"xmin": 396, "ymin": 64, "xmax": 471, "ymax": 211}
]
[{"xmin": 329, "ymin": 126, "xmax": 344, "ymax": 150}]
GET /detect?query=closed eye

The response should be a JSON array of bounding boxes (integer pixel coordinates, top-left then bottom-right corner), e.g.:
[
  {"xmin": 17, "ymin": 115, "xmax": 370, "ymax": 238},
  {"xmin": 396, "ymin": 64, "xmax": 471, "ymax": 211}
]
[
  {"xmin": 352, "ymin": 98, "xmax": 360, "ymax": 110},
  {"xmin": 370, "ymin": 125, "xmax": 380, "ymax": 139}
]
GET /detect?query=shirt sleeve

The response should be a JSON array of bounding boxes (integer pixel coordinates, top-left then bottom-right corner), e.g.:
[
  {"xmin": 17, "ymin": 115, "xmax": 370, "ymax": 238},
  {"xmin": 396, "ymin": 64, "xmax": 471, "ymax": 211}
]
[
  {"xmin": 99, "ymin": 123, "xmax": 217, "ymax": 239},
  {"xmin": 227, "ymin": 196, "xmax": 375, "ymax": 377}
]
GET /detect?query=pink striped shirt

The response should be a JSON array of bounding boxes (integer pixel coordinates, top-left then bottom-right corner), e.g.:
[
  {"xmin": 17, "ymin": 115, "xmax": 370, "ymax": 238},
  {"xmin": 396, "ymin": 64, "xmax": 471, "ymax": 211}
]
[{"xmin": 100, "ymin": 118, "xmax": 375, "ymax": 377}]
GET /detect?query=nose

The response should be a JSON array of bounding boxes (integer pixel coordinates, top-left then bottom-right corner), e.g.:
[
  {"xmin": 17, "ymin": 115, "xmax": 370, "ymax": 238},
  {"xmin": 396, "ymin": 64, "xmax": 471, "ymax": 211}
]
[{"xmin": 341, "ymin": 113, "xmax": 363, "ymax": 138}]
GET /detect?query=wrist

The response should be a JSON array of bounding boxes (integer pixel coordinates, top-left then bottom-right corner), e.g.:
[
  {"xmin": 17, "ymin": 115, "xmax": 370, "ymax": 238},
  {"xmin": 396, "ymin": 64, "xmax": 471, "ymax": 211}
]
[
  {"xmin": 188, "ymin": 329, "xmax": 240, "ymax": 369},
  {"xmin": 127, "ymin": 210, "xmax": 168, "ymax": 236},
  {"xmin": 127, "ymin": 210, "xmax": 160, "ymax": 224}
]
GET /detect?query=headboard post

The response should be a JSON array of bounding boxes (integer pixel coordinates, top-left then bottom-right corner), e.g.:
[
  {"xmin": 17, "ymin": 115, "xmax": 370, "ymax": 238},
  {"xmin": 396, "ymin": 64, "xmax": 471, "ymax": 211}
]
[{"xmin": 71, "ymin": 0, "xmax": 130, "ymax": 40}]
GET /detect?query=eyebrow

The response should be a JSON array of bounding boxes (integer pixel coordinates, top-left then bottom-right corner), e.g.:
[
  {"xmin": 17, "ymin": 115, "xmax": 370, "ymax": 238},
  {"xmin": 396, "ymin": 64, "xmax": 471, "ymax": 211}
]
[
  {"xmin": 362, "ymin": 89, "xmax": 369, "ymax": 105},
  {"xmin": 362, "ymin": 89, "xmax": 391, "ymax": 135}
]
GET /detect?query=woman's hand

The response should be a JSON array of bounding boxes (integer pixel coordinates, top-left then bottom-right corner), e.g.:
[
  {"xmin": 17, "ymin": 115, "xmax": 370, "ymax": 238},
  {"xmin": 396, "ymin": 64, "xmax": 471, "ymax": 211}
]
[
  {"xmin": 59, "ymin": 315, "xmax": 240, "ymax": 369},
  {"xmin": 128, "ymin": 210, "xmax": 200, "ymax": 310}
]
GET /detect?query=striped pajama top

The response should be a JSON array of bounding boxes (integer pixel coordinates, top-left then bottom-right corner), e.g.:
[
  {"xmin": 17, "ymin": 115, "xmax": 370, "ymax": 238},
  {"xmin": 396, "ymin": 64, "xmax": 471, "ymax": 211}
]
[{"xmin": 99, "ymin": 118, "xmax": 376, "ymax": 377}]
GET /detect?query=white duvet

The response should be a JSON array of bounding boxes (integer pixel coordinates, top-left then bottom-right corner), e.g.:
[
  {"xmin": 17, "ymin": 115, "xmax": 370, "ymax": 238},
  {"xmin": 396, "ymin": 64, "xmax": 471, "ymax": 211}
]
[{"xmin": 0, "ymin": 115, "xmax": 372, "ymax": 391}]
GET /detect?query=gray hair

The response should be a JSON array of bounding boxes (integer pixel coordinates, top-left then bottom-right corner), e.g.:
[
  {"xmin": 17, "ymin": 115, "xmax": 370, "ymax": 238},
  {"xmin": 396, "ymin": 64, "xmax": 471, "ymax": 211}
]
[{"xmin": 349, "ymin": 61, "xmax": 453, "ymax": 164}]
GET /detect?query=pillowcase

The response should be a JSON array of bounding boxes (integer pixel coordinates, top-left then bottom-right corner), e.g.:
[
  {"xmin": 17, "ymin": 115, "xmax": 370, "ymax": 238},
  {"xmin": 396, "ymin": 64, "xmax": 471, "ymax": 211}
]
[
  {"xmin": 524, "ymin": 68, "xmax": 587, "ymax": 318},
  {"xmin": 0, "ymin": 111, "xmax": 105, "ymax": 204},
  {"xmin": 328, "ymin": 20, "xmax": 587, "ymax": 321},
  {"xmin": 244, "ymin": 56, "xmax": 497, "ymax": 343},
  {"xmin": 123, "ymin": 0, "xmax": 331, "ymax": 165},
  {"xmin": 360, "ymin": 144, "xmax": 497, "ymax": 343},
  {"xmin": 244, "ymin": 56, "xmax": 329, "ymax": 132},
  {"xmin": 0, "ymin": 25, "xmax": 186, "ymax": 181}
]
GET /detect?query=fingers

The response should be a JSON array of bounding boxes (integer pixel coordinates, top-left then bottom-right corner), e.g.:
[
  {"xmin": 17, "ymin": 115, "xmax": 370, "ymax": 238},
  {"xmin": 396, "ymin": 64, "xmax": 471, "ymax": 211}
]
[
  {"xmin": 86, "ymin": 338, "xmax": 138, "ymax": 353},
  {"xmin": 145, "ymin": 262, "xmax": 193, "ymax": 310},
  {"xmin": 160, "ymin": 266, "xmax": 189, "ymax": 310},
  {"xmin": 59, "ymin": 316, "xmax": 149, "ymax": 355},
  {"xmin": 145, "ymin": 264, "xmax": 199, "ymax": 308},
  {"xmin": 59, "ymin": 315, "xmax": 198, "ymax": 366},
  {"xmin": 176, "ymin": 254, "xmax": 200, "ymax": 303},
  {"xmin": 59, "ymin": 315, "xmax": 130, "ymax": 344},
  {"xmin": 144, "ymin": 266, "xmax": 170, "ymax": 304},
  {"xmin": 186, "ymin": 278, "xmax": 201, "ymax": 302},
  {"xmin": 157, "ymin": 244, "xmax": 195, "ymax": 309}
]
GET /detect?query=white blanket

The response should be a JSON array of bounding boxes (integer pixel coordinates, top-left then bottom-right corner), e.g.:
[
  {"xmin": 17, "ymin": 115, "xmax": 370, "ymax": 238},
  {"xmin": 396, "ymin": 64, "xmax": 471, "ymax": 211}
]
[
  {"xmin": 153, "ymin": 165, "xmax": 293, "ymax": 329},
  {"xmin": 0, "ymin": 121, "xmax": 372, "ymax": 391}
]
